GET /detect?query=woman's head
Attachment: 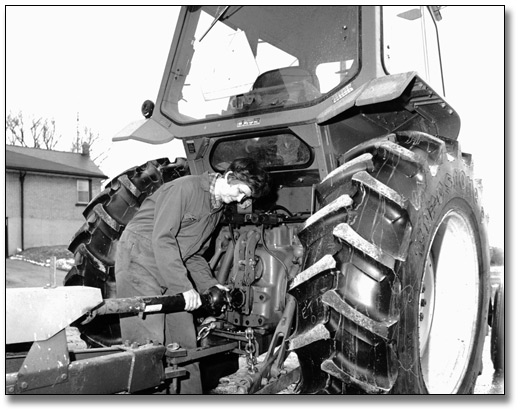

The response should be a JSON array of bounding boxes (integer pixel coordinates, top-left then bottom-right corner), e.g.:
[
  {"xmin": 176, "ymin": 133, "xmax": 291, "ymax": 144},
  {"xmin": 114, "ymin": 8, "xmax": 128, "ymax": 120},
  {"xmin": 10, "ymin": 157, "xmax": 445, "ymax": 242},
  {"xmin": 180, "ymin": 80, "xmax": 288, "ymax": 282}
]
[{"xmin": 225, "ymin": 157, "xmax": 270, "ymax": 199}]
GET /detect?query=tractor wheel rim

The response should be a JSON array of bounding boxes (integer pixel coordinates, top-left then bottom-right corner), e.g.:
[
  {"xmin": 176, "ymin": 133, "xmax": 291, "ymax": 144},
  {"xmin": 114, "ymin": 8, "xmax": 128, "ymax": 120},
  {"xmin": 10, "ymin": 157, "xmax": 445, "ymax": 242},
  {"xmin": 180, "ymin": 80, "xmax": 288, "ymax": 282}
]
[
  {"xmin": 419, "ymin": 253, "xmax": 435, "ymax": 358},
  {"xmin": 419, "ymin": 209, "xmax": 480, "ymax": 393}
]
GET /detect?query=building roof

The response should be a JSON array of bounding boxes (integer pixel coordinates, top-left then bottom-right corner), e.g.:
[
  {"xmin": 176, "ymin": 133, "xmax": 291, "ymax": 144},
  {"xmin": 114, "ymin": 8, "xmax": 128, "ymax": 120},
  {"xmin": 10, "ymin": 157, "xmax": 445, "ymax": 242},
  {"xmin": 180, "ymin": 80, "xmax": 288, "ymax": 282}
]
[{"xmin": 5, "ymin": 145, "xmax": 108, "ymax": 179}]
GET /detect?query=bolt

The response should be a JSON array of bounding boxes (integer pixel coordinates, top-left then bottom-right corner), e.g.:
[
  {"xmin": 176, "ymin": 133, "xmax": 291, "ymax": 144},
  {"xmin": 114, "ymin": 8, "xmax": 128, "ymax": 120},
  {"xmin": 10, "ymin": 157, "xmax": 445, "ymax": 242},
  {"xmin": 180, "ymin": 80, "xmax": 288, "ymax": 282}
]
[
  {"xmin": 7, "ymin": 386, "xmax": 14, "ymax": 394},
  {"xmin": 420, "ymin": 299, "xmax": 427, "ymax": 307},
  {"xmin": 61, "ymin": 373, "xmax": 67, "ymax": 381},
  {"xmin": 20, "ymin": 381, "xmax": 28, "ymax": 390},
  {"xmin": 419, "ymin": 313, "xmax": 424, "ymax": 321}
]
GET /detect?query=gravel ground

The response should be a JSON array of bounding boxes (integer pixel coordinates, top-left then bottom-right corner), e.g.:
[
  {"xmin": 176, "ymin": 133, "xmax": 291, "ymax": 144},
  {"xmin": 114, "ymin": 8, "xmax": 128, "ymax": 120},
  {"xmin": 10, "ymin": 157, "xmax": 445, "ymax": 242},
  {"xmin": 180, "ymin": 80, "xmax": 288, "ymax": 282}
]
[
  {"xmin": 5, "ymin": 258, "xmax": 68, "ymax": 288},
  {"xmin": 6, "ymin": 245, "xmax": 73, "ymax": 288}
]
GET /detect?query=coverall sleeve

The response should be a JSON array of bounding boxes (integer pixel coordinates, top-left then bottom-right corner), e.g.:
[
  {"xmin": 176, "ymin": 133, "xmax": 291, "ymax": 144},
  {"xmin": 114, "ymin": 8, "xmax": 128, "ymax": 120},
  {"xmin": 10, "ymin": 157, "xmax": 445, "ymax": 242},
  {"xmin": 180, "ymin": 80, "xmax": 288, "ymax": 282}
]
[
  {"xmin": 185, "ymin": 253, "xmax": 219, "ymax": 294},
  {"xmin": 151, "ymin": 183, "xmax": 193, "ymax": 294}
]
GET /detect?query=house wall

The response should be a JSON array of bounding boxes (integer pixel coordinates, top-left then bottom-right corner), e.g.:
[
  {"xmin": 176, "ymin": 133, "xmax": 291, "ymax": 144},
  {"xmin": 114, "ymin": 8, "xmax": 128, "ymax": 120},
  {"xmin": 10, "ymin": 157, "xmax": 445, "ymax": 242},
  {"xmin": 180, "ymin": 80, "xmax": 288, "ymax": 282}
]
[
  {"xmin": 6, "ymin": 172, "xmax": 22, "ymax": 256},
  {"xmin": 5, "ymin": 170, "xmax": 104, "ymax": 255}
]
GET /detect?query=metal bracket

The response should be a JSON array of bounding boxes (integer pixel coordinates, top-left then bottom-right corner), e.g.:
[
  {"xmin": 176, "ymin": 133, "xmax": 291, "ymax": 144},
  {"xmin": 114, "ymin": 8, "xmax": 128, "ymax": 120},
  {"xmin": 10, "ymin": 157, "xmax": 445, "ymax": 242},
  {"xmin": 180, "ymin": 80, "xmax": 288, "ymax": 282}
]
[{"xmin": 15, "ymin": 329, "xmax": 70, "ymax": 393}]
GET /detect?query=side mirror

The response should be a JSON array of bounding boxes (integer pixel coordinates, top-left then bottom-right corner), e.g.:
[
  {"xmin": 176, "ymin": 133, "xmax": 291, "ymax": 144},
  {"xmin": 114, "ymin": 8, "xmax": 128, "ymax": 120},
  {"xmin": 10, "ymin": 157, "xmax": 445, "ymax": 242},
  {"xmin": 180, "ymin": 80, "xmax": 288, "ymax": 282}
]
[{"xmin": 141, "ymin": 100, "xmax": 155, "ymax": 119}]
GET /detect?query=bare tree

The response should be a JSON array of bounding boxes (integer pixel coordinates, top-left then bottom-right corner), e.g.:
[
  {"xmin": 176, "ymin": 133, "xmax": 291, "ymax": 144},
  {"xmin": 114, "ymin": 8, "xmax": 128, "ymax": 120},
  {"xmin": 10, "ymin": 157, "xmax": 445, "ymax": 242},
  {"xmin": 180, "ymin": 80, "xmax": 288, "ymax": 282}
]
[
  {"xmin": 7, "ymin": 111, "xmax": 102, "ymax": 164},
  {"xmin": 40, "ymin": 119, "xmax": 60, "ymax": 150},
  {"xmin": 6, "ymin": 111, "xmax": 61, "ymax": 149},
  {"xmin": 6, "ymin": 111, "xmax": 28, "ymax": 147},
  {"xmin": 30, "ymin": 118, "xmax": 42, "ymax": 148}
]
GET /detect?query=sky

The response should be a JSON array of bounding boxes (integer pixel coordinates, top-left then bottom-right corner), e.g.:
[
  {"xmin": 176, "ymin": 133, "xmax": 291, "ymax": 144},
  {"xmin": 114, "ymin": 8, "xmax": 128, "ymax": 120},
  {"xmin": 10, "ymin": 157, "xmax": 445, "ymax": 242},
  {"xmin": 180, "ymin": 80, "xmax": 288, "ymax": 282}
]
[
  {"xmin": 5, "ymin": 5, "xmax": 184, "ymax": 175},
  {"xmin": 5, "ymin": 5, "xmax": 507, "ymax": 247}
]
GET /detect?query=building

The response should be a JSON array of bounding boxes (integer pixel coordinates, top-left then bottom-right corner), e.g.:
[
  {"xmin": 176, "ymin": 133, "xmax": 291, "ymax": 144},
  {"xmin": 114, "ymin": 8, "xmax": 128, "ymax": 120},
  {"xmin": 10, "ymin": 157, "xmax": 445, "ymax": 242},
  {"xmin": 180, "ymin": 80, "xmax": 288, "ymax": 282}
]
[{"xmin": 5, "ymin": 144, "xmax": 107, "ymax": 256}]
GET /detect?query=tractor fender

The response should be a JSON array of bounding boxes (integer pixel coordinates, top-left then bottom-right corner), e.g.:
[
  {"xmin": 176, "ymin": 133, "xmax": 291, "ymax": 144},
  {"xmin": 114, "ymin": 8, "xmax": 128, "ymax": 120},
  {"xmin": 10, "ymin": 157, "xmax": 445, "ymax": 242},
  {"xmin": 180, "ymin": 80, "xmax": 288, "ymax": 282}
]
[{"xmin": 317, "ymin": 72, "xmax": 461, "ymax": 140}]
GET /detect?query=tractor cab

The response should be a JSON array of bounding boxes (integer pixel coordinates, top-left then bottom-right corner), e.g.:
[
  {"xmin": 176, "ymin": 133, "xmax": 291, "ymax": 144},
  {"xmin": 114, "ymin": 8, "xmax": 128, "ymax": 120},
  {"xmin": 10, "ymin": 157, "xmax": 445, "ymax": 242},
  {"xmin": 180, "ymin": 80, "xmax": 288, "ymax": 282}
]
[{"xmin": 117, "ymin": 6, "xmax": 450, "ymax": 151}]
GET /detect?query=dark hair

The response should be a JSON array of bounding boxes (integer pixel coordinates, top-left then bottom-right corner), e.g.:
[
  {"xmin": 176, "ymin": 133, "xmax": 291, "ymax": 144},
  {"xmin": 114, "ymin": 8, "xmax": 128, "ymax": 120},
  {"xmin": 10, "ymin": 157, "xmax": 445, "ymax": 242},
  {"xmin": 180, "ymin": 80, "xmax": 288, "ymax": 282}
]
[{"xmin": 226, "ymin": 157, "xmax": 270, "ymax": 198}]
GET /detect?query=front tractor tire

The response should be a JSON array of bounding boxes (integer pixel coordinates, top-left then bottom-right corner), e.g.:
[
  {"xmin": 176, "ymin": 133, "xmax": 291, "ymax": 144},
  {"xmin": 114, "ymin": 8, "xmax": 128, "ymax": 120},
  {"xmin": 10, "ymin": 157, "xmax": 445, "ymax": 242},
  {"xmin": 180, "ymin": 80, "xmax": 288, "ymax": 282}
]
[{"xmin": 290, "ymin": 131, "xmax": 490, "ymax": 394}]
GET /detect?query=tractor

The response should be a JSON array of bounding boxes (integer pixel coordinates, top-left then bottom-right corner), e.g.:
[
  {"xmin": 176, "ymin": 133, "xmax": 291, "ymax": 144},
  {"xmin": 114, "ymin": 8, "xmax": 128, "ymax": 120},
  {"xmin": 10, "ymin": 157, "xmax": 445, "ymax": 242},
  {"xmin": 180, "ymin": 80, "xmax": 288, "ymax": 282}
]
[{"xmin": 7, "ymin": 6, "xmax": 492, "ymax": 394}]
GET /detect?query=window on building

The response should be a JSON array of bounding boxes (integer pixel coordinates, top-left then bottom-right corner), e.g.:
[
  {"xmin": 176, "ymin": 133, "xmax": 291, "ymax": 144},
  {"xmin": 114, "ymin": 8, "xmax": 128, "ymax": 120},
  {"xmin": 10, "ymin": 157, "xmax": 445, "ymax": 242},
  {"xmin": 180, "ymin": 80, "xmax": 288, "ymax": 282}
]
[{"xmin": 77, "ymin": 180, "xmax": 90, "ymax": 204}]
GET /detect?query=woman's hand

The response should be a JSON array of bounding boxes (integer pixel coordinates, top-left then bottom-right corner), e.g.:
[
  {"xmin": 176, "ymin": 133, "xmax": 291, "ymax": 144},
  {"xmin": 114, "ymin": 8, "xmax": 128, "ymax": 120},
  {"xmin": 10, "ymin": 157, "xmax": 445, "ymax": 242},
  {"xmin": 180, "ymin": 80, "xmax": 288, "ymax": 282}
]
[{"xmin": 182, "ymin": 289, "xmax": 202, "ymax": 311}]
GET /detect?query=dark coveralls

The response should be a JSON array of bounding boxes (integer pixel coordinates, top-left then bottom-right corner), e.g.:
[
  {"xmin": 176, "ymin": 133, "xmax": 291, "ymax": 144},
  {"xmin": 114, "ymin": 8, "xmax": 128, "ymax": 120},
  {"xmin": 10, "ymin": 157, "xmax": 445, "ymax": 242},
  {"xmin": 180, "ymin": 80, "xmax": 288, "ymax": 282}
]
[{"xmin": 115, "ymin": 172, "xmax": 222, "ymax": 394}]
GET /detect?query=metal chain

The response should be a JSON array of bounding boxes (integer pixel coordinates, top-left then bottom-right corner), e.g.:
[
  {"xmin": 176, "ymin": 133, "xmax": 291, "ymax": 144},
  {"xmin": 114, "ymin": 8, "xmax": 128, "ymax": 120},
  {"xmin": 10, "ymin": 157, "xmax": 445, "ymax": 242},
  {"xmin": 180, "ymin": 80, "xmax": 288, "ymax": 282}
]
[
  {"xmin": 244, "ymin": 327, "xmax": 258, "ymax": 374},
  {"xmin": 197, "ymin": 321, "xmax": 217, "ymax": 342}
]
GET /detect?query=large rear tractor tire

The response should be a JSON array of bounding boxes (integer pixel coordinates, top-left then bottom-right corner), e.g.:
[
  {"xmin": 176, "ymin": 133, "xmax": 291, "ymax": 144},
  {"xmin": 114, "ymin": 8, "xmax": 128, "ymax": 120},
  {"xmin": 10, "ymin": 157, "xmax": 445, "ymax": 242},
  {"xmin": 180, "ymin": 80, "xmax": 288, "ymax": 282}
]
[
  {"xmin": 490, "ymin": 281, "xmax": 504, "ymax": 371},
  {"xmin": 289, "ymin": 131, "xmax": 490, "ymax": 394}
]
